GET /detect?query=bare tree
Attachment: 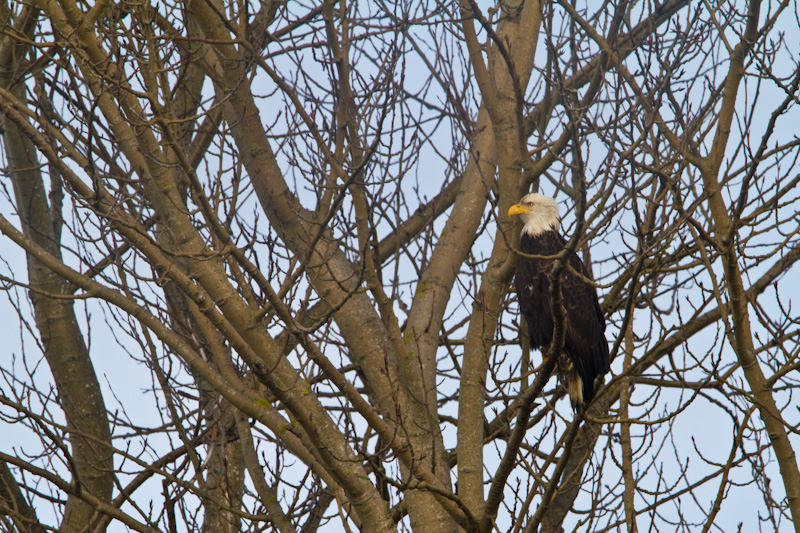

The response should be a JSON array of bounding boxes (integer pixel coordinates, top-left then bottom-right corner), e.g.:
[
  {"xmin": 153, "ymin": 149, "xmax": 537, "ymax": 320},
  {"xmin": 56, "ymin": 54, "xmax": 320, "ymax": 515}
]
[{"xmin": 1, "ymin": 1, "xmax": 799, "ymax": 532}]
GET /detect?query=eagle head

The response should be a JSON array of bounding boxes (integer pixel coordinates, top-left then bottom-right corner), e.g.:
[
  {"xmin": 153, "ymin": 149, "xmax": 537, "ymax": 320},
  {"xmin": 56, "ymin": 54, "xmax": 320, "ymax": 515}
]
[{"xmin": 508, "ymin": 193, "xmax": 560, "ymax": 237}]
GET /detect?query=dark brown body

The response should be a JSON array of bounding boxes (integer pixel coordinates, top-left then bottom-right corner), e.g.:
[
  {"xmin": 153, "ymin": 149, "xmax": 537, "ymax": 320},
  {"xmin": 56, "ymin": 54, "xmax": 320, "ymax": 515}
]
[{"xmin": 516, "ymin": 230, "xmax": 610, "ymax": 407}]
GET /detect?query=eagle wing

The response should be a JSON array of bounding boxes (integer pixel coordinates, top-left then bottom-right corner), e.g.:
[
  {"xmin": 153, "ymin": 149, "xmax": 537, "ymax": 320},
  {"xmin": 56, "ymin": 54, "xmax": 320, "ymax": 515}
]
[{"xmin": 561, "ymin": 252, "xmax": 610, "ymax": 400}]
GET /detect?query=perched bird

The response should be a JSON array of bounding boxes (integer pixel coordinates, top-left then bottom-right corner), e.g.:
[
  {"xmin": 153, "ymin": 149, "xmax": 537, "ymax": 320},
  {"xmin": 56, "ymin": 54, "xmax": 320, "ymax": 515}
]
[{"xmin": 508, "ymin": 193, "xmax": 610, "ymax": 409}]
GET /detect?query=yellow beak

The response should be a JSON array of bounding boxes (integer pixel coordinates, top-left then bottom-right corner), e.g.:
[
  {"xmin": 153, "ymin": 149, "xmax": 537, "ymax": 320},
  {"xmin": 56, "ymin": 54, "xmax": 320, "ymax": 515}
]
[{"xmin": 508, "ymin": 204, "xmax": 530, "ymax": 217}]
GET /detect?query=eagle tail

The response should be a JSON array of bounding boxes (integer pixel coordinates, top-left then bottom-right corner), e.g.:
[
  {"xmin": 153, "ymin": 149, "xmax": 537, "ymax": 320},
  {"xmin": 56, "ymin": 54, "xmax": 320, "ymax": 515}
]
[{"xmin": 558, "ymin": 353, "xmax": 585, "ymax": 410}]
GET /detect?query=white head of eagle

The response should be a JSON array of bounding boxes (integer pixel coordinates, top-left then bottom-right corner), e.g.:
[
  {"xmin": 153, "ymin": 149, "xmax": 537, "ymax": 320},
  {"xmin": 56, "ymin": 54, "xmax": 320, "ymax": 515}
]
[
  {"xmin": 508, "ymin": 193, "xmax": 611, "ymax": 410},
  {"xmin": 508, "ymin": 193, "xmax": 561, "ymax": 237}
]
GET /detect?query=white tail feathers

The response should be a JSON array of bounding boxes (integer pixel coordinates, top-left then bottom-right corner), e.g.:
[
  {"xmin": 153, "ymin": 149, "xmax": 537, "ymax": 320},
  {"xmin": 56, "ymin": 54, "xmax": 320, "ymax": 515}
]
[{"xmin": 558, "ymin": 353, "xmax": 584, "ymax": 410}]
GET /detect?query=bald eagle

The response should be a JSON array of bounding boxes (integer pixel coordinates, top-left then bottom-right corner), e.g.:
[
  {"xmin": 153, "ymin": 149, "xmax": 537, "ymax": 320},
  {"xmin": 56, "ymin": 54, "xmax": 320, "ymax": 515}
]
[{"xmin": 508, "ymin": 193, "xmax": 610, "ymax": 409}]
